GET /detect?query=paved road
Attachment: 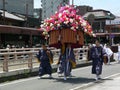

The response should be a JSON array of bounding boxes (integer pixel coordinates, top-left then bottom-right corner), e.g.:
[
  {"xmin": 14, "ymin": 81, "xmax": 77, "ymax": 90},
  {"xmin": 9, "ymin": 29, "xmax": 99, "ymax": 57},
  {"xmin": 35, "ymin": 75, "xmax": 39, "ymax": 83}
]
[
  {"xmin": 82, "ymin": 74, "xmax": 120, "ymax": 90},
  {"xmin": 0, "ymin": 62, "xmax": 120, "ymax": 90}
]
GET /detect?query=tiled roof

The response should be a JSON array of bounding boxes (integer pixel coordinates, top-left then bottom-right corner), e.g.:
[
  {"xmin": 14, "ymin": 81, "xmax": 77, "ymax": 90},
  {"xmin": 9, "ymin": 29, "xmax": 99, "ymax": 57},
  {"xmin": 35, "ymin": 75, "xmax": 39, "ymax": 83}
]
[
  {"xmin": 83, "ymin": 10, "xmax": 115, "ymax": 19},
  {"xmin": 0, "ymin": 10, "xmax": 25, "ymax": 21},
  {"xmin": 83, "ymin": 11, "xmax": 105, "ymax": 17}
]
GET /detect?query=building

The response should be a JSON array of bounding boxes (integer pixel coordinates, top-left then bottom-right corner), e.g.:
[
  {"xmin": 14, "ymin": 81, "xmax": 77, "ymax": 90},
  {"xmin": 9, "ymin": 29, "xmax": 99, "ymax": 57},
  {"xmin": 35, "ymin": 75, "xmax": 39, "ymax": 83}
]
[
  {"xmin": 0, "ymin": 0, "xmax": 41, "ymax": 27},
  {"xmin": 83, "ymin": 9, "xmax": 115, "ymax": 44},
  {"xmin": 34, "ymin": 8, "xmax": 42, "ymax": 19},
  {"xmin": 0, "ymin": 10, "xmax": 25, "ymax": 26},
  {"xmin": 0, "ymin": 0, "xmax": 34, "ymax": 16},
  {"xmin": 0, "ymin": 25, "xmax": 44, "ymax": 48},
  {"xmin": 84, "ymin": 9, "xmax": 115, "ymax": 33},
  {"xmin": 34, "ymin": 8, "xmax": 42, "ymax": 24},
  {"xmin": 76, "ymin": 5, "xmax": 93, "ymax": 16},
  {"xmin": 0, "ymin": 1, "xmax": 44, "ymax": 48},
  {"xmin": 0, "ymin": 9, "xmax": 40, "ymax": 28},
  {"xmin": 105, "ymin": 17, "xmax": 120, "ymax": 44},
  {"xmin": 0, "ymin": 10, "xmax": 44, "ymax": 48},
  {"xmin": 41, "ymin": 0, "xmax": 69, "ymax": 20}
]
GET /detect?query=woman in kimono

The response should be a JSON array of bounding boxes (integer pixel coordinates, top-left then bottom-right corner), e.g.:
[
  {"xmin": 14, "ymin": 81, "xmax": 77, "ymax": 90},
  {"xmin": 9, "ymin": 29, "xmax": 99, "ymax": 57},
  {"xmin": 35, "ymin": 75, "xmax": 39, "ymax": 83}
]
[
  {"xmin": 37, "ymin": 43, "xmax": 53, "ymax": 78},
  {"xmin": 90, "ymin": 40, "xmax": 106, "ymax": 80},
  {"xmin": 57, "ymin": 44, "xmax": 76, "ymax": 80}
]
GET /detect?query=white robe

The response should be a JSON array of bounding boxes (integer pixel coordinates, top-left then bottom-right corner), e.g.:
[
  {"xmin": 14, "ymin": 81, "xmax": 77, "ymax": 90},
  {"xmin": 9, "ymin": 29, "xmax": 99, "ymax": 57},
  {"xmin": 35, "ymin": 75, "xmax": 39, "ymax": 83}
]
[
  {"xmin": 118, "ymin": 46, "xmax": 120, "ymax": 61},
  {"xmin": 106, "ymin": 48, "xmax": 113, "ymax": 56},
  {"xmin": 105, "ymin": 47, "xmax": 113, "ymax": 64}
]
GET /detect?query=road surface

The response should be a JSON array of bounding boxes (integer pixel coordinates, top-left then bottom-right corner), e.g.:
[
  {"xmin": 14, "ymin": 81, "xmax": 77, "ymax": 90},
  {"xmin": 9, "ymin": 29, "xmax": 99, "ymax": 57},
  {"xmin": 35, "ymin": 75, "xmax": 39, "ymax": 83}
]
[{"xmin": 0, "ymin": 62, "xmax": 120, "ymax": 90}]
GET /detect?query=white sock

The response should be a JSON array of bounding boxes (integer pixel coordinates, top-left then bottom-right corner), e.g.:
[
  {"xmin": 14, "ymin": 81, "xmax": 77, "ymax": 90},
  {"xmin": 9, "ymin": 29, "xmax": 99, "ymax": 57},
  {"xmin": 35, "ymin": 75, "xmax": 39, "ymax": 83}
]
[{"xmin": 64, "ymin": 76, "xmax": 67, "ymax": 80}]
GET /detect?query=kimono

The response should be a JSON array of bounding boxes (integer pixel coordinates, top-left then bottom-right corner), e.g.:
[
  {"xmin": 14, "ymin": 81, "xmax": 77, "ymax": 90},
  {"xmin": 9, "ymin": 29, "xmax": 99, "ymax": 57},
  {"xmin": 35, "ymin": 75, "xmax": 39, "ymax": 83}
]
[
  {"xmin": 37, "ymin": 49, "xmax": 53, "ymax": 76},
  {"xmin": 90, "ymin": 46, "xmax": 105, "ymax": 75},
  {"xmin": 57, "ymin": 47, "xmax": 76, "ymax": 77}
]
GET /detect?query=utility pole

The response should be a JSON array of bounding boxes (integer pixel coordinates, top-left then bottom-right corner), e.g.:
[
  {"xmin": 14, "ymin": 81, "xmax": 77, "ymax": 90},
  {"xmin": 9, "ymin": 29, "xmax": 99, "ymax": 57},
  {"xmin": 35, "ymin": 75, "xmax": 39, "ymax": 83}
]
[
  {"xmin": 72, "ymin": 0, "xmax": 74, "ymax": 5},
  {"xmin": 25, "ymin": 3, "xmax": 28, "ymax": 27},
  {"xmin": 63, "ymin": 0, "xmax": 69, "ymax": 5},
  {"xmin": 3, "ymin": 0, "xmax": 5, "ymax": 24}
]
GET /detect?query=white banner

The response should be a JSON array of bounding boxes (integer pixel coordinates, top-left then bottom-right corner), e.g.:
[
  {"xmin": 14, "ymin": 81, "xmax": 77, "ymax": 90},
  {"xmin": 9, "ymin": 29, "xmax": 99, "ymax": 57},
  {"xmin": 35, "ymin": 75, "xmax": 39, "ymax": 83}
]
[{"xmin": 106, "ymin": 18, "xmax": 120, "ymax": 25}]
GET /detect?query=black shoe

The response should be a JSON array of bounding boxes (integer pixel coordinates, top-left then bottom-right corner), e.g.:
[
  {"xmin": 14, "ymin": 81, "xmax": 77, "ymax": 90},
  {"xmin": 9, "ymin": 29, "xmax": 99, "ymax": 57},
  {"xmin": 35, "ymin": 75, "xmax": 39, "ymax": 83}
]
[{"xmin": 98, "ymin": 77, "xmax": 102, "ymax": 80}]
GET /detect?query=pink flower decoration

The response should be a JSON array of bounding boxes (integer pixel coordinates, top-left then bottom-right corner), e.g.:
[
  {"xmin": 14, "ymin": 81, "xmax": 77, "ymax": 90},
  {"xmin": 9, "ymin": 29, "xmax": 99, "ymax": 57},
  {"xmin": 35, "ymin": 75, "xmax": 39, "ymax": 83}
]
[{"xmin": 40, "ymin": 5, "xmax": 94, "ymax": 35}]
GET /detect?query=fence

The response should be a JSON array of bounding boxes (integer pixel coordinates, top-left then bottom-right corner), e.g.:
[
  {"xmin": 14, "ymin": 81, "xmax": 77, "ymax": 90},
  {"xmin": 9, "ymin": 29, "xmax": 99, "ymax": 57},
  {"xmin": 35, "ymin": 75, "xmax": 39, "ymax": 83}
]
[{"xmin": 0, "ymin": 47, "xmax": 88, "ymax": 72}]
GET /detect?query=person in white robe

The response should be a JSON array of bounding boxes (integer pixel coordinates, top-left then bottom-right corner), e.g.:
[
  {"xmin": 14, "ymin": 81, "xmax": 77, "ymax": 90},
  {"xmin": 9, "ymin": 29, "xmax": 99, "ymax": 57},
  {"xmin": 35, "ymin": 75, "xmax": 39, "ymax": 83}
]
[
  {"xmin": 105, "ymin": 45, "xmax": 113, "ymax": 65},
  {"xmin": 118, "ymin": 44, "xmax": 120, "ymax": 63}
]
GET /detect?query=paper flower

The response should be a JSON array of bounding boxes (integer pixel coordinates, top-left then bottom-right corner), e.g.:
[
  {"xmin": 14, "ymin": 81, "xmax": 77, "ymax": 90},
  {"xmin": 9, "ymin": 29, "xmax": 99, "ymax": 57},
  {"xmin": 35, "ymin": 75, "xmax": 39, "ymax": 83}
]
[{"xmin": 41, "ymin": 5, "xmax": 93, "ymax": 36}]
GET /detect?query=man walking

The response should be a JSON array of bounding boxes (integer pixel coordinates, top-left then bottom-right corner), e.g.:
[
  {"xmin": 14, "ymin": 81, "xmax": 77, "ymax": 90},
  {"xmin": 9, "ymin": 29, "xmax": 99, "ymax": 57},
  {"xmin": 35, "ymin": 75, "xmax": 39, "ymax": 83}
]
[
  {"xmin": 37, "ymin": 43, "xmax": 53, "ymax": 78},
  {"xmin": 90, "ymin": 40, "xmax": 106, "ymax": 80},
  {"xmin": 57, "ymin": 44, "xmax": 76, "ymax": 80}
]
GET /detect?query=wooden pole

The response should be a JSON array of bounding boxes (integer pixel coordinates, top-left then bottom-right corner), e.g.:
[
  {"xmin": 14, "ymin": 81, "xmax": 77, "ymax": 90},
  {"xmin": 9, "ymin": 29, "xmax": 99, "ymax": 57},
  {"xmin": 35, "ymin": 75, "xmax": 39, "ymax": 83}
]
[
  {"xmin": 28, "ymin": 53, "xmax": 33, "ymax": 69},
  {"xmin": 3, "ymin": 54, "xmax": 9, "ymax": 72}
]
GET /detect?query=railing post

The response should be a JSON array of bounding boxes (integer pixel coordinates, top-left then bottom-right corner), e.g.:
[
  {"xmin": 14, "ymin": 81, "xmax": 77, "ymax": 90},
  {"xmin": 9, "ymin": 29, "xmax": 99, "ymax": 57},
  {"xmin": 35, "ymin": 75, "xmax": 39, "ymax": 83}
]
[
  {"xmin": 3, "ymin": 54, "xmax": 9, "ymax": 72},
  {"xmin": 28, "ymin": 53, "xmax": 33, "ymax": 69},
  {"xmin": 14, "ymin": 49, "xmax": 17, "ymax": 60},
  {"xmin": 14, "ymin": 53, "xmax": 17, "ymax": 60}
]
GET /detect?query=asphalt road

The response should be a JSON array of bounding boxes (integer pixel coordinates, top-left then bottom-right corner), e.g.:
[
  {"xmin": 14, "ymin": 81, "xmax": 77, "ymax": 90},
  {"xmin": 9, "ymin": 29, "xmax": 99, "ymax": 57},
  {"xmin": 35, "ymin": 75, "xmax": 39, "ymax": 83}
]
[{"xmin": 0, "ymin": 62, "xmax": 120, "ymax": 90}]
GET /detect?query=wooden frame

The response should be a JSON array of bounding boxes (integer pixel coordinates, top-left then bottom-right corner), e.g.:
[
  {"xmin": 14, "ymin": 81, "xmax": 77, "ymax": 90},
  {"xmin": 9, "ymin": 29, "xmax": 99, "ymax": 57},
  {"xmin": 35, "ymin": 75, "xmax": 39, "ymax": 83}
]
[{"xmin": 49, "ymin": 29, "xmax": 84, "ymax": 48}]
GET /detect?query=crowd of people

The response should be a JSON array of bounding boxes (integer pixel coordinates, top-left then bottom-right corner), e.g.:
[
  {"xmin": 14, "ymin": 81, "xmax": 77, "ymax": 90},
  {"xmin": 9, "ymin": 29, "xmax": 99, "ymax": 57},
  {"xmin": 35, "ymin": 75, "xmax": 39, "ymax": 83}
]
[
  {"xmin": 36, "ymin": 43, "xmax": 76, "ymax": 80},
  {"xmin": 1, "ymin": 40, "xmax": 120, "ymax": 81},
  {"xmin": 36, "ymin": 40, "xmax": 120, "ymax": 81}
]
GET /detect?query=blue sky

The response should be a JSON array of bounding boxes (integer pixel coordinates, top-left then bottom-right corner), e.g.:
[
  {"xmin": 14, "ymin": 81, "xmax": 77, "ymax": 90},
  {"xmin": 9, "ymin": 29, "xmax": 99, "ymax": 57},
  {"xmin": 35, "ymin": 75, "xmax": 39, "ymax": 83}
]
[{"xmin": 34, "ymin": 0, "xmax": 120, "ymax": 16}]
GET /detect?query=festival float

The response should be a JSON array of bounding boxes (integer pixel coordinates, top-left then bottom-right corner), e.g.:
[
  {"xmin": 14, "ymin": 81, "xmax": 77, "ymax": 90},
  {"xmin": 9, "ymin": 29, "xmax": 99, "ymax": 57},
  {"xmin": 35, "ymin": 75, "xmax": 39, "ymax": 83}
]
[{"xmin": 40, "ymin": 5, "xmax": 95, "ymax": 48}]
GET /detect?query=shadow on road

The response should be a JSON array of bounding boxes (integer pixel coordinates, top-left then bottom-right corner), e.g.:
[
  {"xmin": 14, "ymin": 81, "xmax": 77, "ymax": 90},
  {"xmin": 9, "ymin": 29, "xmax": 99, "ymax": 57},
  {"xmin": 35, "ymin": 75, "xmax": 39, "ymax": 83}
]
[
  {"xmin": 38, "ymin": 77, "xmax": 54, "ymax": 80},
  {"xmin": 53, "ymin": 77, "xmax": 95, "ymax": 84}
]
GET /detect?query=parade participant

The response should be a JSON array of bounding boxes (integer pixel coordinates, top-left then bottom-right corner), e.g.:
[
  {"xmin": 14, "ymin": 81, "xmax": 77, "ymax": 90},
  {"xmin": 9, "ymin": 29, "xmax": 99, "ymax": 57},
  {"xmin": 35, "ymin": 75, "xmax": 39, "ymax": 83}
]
[
  {"xmin": 66, "ymin": 44, "xmax": 76, "ymax": 76},
  {"xmin": 37, "ymin": 43, "xmax": 53, "ymax": 78},
  {"xmin": 118, "ymin": 43, "xmax": 120, "ymax": 63},
  {"xmin": 90, "ymin": 40, "xmax": 106, "ymax": 80},
  {"xmin": 57, "ymin": 44, "xmax": 66, "ymax": 77},
  {"xmin": 57, "ymin": 44, "xmax": 76, "ymax": 80},
  {"xmin": 87, "ymin": 44, "xmax": 93, "ymax": 61},
  {"xmin": 105, "ymin": 44, "xmax": 113, "ymax": 65}
]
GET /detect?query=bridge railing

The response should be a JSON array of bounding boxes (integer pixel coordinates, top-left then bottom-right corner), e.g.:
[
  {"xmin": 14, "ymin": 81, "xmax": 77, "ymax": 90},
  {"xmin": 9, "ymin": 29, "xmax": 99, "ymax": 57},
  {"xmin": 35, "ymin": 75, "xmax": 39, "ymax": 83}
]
[{"xmin": 0, "ymin": 47, "xmax": 88, "ymax": 72}]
